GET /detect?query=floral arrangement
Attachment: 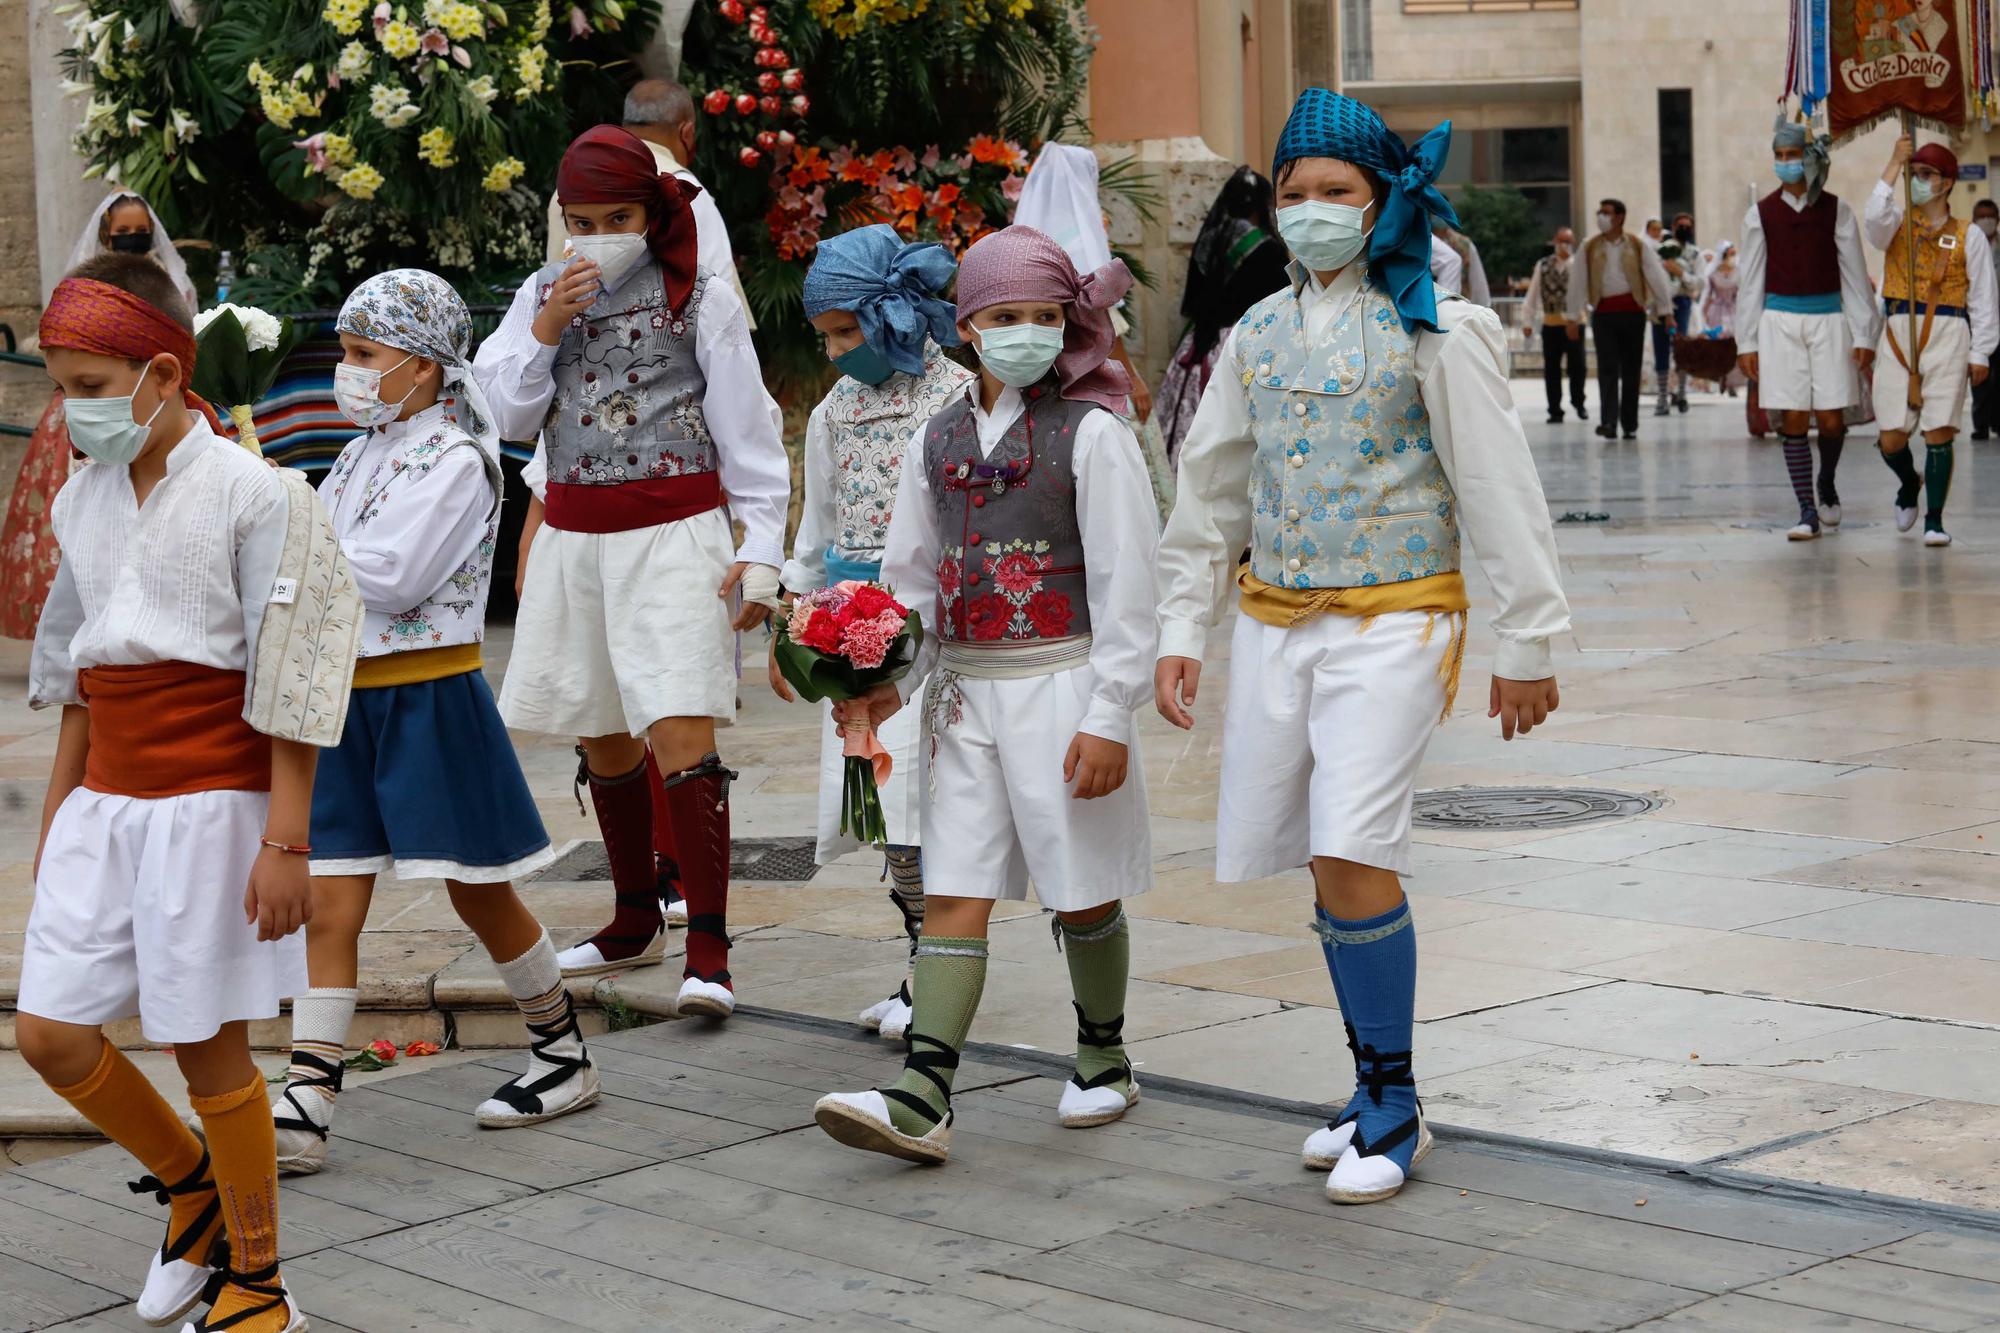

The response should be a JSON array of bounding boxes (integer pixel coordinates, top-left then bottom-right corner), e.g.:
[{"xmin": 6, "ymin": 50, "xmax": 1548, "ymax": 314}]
[
  {"xmin": 191, "ymin": 302, "xmax": 310, "ymax": 453},
  {"xmin": 763, "ymin": 134, "xmax": 1027, "ymax": 261},
  {"xmin": 775, "ymin": 580, "xmax": 923, "ymax": 842}
]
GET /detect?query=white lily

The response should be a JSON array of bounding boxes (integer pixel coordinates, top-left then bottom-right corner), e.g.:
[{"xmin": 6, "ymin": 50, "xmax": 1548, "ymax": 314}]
[
  {"xmin": 125, "ymin": 107, "xmax": 151, "ymax": 135},
  {"xmin": 170, "ymin": 108, "xmax": 200, "ymax": 144}
]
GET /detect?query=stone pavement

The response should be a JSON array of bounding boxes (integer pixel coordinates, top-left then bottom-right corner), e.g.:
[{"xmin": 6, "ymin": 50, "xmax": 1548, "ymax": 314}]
[
  {"xmin": 3, "ymin": 383, "xmax": 1999, "ymax": 1218},
  {"xmin": 9, "ymin": 1013, "xmax": 2000, "ymax": 1332}
]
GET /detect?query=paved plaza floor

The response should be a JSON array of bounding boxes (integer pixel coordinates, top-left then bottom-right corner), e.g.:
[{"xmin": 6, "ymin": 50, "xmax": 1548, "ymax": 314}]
[{"xmin": 2, "ymin": 384, "xmax": 1999, "ymax": 1326}]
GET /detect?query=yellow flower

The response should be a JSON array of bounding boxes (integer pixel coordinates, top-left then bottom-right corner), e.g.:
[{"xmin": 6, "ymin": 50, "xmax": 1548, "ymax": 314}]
[
  {"xmin": 323, "ymin": 0, "xmax": 367, "ymax": 36},
  {"xmin": 340, "ymin": 161, "xmax": 385, "ymax": 199},
  {"xmin": 379, "ymin": 19, "xmax": 421, "ymax": 58},
  {"xmin": 336, "ymin": 40, "xmax": 372, "ymax": 81},
  {"xmin": 417, "ymin": 126, "xmax": 456, "ymax": 168},
  {"xmin": 439, "ymin": 1, "xmax": 483, "ymax": 40},
  {"xmin": 514, "ymin": 44, "xmax": 547, "ymax": 99},
  {"xmin": 260, "ymin": 88, "xmax": 297, "ymax": 130},
  {"xmin": 323, "ymin": 131, "xmax": 357, "ymax": 166},
  {"xmin": 481, "ymin": 155, "xmax": 524, "ymax": 192}
]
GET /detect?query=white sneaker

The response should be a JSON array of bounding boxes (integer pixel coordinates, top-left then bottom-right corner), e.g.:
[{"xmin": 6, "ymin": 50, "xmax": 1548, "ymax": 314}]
[
  {"xmin": 177, "ymin": 1278, "xmax": 306, "ymax": 1333},
  {"xmin": 555, "ymin": 930, "xmax": 666, "ymax": 977},
  {"xmin": 1301, "ymin": 1115, "xmax": 1359, "ymax": 1172},
  {"xmin": 1057, "ymin": 1077, "xmax": 1140, "ymax": 1128},
  {"xmin": 1896, "ymin": 505, "xmax": 1920, "ymax": 532},
  {"xmin": 1324, "ymin": 1112, "xmax": 1434, "ymax": 1205},
  {"xmin": 475, "ymin": 1005, "xmax": 601, "ymax": 1128},
  {"xmin": 814, "ymin": 1089, "xmax": 951, "ymax": 1164},
  {"xmin": 1821, "ymin": 503, "xmax": 1842, "ymax": 527},
  {"xmin": 1925, "ymin": 528, "xmax": 1953, "ymax": 547},
  {"xmin": 877, "ymin": 991, "xmax": 914, "ymax": 1043},
  {"xmin": 1786, "ymin": 521, "xmax": 1820, "ymax": 541},
  {"xmin": 676, "ymin": 976, "xmax": 735, "ymax": 1018}
]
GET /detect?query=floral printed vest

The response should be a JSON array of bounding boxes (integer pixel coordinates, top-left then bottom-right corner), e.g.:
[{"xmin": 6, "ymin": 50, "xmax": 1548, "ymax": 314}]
[
  {"xmin": 824, "ymin": 343, "xmax": 974, "ymax": 558},
  {"xmin": 922, "ymin": 378, "xmax": 1094, "ymax": 642},
  {"xmin": 1232, "ymin": 276, "xmax": 1460, "ymax": 588},
  {"xmin": 321, "ymin": 408, "xmax": 500, "ymax": 658},
  {"xmin": 538, "ymin": 259, "xmax": 719, "ymax": 529}
]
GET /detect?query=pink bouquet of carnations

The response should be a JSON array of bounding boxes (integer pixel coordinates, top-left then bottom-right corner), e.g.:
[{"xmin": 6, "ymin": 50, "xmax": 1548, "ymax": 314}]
[{"xmin": 774, "ymin": 580, "xmax": 923, "ymax": 843}]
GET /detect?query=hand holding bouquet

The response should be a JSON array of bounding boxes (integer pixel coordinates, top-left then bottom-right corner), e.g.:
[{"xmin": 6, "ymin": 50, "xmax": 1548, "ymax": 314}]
[{"xmin": 773, "ymin": 580, "xmax": 924, "ymax": 843}]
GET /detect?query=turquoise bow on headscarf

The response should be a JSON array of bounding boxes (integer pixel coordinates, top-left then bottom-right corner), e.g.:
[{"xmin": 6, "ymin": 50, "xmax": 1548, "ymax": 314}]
[
  {"xmin": 1272, "ymin": 88, "xmax": 1460, "ymax": 333},
  {"xmin": 802, "ymin": 224, "xmax": 961, "ymax": 376}
]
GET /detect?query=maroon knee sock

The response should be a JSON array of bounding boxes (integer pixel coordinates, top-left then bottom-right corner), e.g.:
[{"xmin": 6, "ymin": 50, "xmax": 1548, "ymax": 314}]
[
  {"xmin": 584, "ymin": 756, "xmax": 662, "ymax": 959},
  {"xmin": 645, "ymin": 749, "xmax": 683, "ymax": 905},
  {"xmin": 661, "ymin": 753, "xmax": 736, "ymax": 987}
]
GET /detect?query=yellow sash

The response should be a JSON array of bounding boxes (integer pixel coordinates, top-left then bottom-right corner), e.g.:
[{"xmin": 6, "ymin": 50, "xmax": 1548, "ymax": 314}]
[
  {"xmin": 352, "ymin": 642, "xmax": 484, "ymax": 689},
  {"xmin": 1235, "ymin": 566, "xmax": 1470, "ymax": 720}
]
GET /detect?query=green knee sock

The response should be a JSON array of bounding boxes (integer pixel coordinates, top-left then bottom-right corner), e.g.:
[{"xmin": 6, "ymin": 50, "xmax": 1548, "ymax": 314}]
[
  {"xmin": 1059, "ymin": 905, "xmax": 1132, "ymax": 1094},
  {"xmin": 1925, "ymin": 442, "xmax": 1954, "ymax": 526},
  {"xmin": 882, "ymin": 936, "xmax": 986, "ymax": 1136}
]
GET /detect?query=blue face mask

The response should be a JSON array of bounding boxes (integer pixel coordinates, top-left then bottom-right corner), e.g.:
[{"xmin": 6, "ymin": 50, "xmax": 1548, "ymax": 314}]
[
  {"xmin": 973, "ymin": 323, "xmax": 1065, "ymax": 388},
  {"xmin": 1774, "ymin": 159, "xmax": 1806, "ymax": 185},
  {"xmin": 833, "ymin": 340, "xmax": 897, "ymax": 387},
  {"xmin": 63, "ymin": 360, "xmax": 165, "ymax": 466}
]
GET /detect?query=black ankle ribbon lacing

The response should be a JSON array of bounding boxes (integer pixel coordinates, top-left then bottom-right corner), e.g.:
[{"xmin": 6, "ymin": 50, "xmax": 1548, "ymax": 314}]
[
  {"xmin": 683, "ymin": 913, "xmax": 733, "ymax": 984},
  {"xmin": 190, "ymin": 1259, "xmax": 288, "ymax": 1332},
  {"xmin": 486, "ymin": 998, "xmax": 591, "ymax": 1116},
  {"xmin": 129, "ymin": 1149, "xmax": 227, "ymax": 1269},
  {"xmin": 1069, "ymin": 1003, "xmax": 1132, "ymax": 1092},
  {"xmin": 1322, "ymin": 1022, "xmax": 1363, "ymax": 1133},
  {"xmin": 271, "ymin": 1050, "xmax": 343, "ymax": 1144},
  {"xmin": 878, "ymin": 1031, "xmax": 957, "ymax": 1129},
  {"xmin": 1346, "ymin": 1043, "xmax": 1421, "ymax": 1161}
]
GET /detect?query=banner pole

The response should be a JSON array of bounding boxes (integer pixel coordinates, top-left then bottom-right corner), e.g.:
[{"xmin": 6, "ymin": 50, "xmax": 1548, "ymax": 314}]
[{"xmin": 1904, "ymin": 110, "xmax": 1921, "ymax": 411}]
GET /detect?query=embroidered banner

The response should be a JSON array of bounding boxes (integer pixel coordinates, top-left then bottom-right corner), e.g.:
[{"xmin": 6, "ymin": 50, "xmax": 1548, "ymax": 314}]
[{"xmin": 1828, "ymin": 0, "xmax": 1968, "ymax": 141}]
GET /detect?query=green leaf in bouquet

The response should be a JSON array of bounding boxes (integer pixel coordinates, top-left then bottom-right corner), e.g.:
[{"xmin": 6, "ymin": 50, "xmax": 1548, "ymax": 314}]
[{"xmin": 192, "ymin": 310, "xmax": 251, "ymax": 407}]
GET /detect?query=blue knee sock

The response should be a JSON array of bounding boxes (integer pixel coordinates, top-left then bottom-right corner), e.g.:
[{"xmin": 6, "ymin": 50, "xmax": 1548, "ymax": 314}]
[
  {"xmin": 1312, "ymin": 905, "xmax": 1362, "ymax": 1129},
  {"xmin": 1313, "ymin": 899, "xmax": 1420, "ymax": 1171}
]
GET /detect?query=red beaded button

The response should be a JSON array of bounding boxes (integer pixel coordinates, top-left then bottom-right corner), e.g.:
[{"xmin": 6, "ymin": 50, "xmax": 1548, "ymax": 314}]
[
  {"xmin": 581, "ymin": 415, "xmax": 593, "ymax": 426},
  {"xmin": 967, "ymin": 574, "xmax": 981, "ymax": 586},
  {"xmin": 627, "ymin": 454, "xmax": 639, "ymax": 465},
  {"xmin": 626, "ymin": 415, "xmax": 637, "ymax": 426},
  {"xmin": 627, "ymin": 373, "xmax": 639, "ymax": 384},
  {"xmin": 968, "ymin": 532, "xmax": 982, "ymax": 545},
  {"xmin": 972, "ymin": 494, "xmax": 986, "ymax": 508},
  {"xmin": 584, "ymin": 372, "xmax": 596, "ymax": 383}
]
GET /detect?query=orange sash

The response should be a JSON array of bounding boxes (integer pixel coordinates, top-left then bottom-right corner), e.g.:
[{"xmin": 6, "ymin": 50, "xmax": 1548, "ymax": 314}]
[{"xmin": 79, "ymin": 662, "xmax": 271, "ymax": 798}]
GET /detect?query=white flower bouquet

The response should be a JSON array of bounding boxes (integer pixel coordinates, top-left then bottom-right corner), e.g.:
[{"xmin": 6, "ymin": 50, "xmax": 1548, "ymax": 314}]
[{"xmin": 191, "ymin": 302, "xmax": 306, "ymax": 454}]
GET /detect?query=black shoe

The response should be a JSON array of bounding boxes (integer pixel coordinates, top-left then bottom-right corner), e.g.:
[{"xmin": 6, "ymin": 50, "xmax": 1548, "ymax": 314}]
[
  {"xmin": 1674, "ymin": 394, "xmax": 1689, "ymax": 413},
  {"xmin": 1622, "ymin": 430, "xmax": 1639, "ymax": 440},
  {"xmin": 1973, "ymin": 429, "xmax": 1990, "ymax": 441},
  {"xmin": 1547, "ymin": 411, "xmax": 1564, "ymax": 424},
  {"xmin": 1594, "ymin": 423, "xmax": 1616, "ymax": 440},
  {"xmin": 1575, "ymin": 406, "xmax": 1589, "ymax": 420}
]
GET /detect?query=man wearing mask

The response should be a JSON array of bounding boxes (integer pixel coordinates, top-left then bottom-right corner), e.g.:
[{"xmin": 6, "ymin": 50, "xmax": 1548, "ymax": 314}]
[
  {"xmin": 1568, "ymin": 199, "xmax": 1674, "ymax": 440},
  {"xmin": 1657, "ymin": 213, "xmax": 1704, "ymax": 415},
  {"xmin": 1736, "ymin": 119, "xmax": 1878, "ymax": 540},
  {"xmin": 1972, "ymin": 198, "xmax": 2000, "ymax": 440},
  {"xmin": 1865, "ymin": 138, "xmax": 1998, "ymax": 547},
  {"xmin": 1522, "ymin": 227, "xmax": 1587, "ymax": 423}
]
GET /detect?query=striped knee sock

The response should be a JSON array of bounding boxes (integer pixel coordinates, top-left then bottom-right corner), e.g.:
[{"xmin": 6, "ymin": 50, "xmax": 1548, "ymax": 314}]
[
  {"xmin": 276, "ymin": 987, "xmax": 357, "ymax": 1136},
  {"xmin": 884, "ymin": 845, "xmax": 924, "ymax": 994},
  {"xmin": 1781, "ymin": 435, "xmax": 1818, "ymax": 524}
]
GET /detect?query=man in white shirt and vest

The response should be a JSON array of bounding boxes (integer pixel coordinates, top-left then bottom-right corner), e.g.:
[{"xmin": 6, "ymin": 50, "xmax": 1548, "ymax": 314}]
[{"xmin": 1567, "ymin": 198, "xmax": 1674, "ymax": 441}]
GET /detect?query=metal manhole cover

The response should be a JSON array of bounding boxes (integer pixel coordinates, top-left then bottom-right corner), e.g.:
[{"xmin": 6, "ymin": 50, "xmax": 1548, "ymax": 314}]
[
  {"xmin": 529, "ymin": 836, "xmax": 822, "ymax": 883},
  {"xmin": 1412, "ymin": 787, "xmax": 1660, "ymax": 831}
]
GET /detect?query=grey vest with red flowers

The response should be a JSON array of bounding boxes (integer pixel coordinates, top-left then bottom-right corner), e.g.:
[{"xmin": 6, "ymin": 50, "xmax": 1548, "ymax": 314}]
[
  {"xmin": 921, "ymin": 378, "xmax": 1094, "ymax": 643},
  {"xmin": 538, "ymin": 259, "xmax": 720, "ymax": 530}
]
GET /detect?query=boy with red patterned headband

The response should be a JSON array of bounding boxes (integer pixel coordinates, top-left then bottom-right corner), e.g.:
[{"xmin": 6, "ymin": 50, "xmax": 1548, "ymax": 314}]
[{"xmin": 18, "ymin": 253, "xmax": 360, "ymax": 1333}]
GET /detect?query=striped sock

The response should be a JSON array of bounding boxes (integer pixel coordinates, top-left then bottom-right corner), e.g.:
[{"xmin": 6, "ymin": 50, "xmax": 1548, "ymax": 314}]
[
  {"xmin": 493, "ymin": 930, "xmax": 567, "ymax": 1026},
  {"xmin": 884, "ymin": 845, "xmax": 924, "ymax": 992},
  {"xmin": 1781, "ymin": 435, "xmax": 1818, "ymax": 524},
  {"xmin": 279, "ymin": 987, "xmax": 356, "ymax": 1128}
]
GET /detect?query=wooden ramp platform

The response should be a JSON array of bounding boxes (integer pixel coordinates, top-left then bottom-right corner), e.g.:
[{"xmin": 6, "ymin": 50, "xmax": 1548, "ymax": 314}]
[{"xmin": 4, "ymin": 1012, "xmax": 1998, "ymax": 1332}]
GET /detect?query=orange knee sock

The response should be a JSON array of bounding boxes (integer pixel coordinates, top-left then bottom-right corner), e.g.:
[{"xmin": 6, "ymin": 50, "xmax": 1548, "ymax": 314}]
[
  {"xmin": 192, "ymin": 1076, "xmax": 291, "ymax": 1329},
  {"xmin": 48, "ymin": 1040, "xmax": 221, "ymax": 1263}
]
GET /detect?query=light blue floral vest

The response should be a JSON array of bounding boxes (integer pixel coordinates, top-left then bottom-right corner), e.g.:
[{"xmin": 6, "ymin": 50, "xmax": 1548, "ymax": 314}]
[{"xmin": 1232, "ymin": 273, "xmax": 1460, "ymax": 588}]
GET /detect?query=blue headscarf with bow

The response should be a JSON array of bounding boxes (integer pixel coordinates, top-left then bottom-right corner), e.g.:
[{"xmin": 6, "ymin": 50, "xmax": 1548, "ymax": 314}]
[
  {"xmin": 802, "ymin": 224, "xmax": 961, "ymax": 375},
  {"xmin": 1272, "ymin": 88, "xmax": 1459, "ymax": 333}
]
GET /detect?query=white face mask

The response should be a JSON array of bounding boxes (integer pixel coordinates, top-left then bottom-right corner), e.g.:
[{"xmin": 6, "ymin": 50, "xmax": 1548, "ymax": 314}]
[
  {"xmin": 1977, "ymin": 217, "xmax": 1997, "ymax": 238},
  {"xmin": 333, "ymin": 353, "xmax": 417, "ymax": 428},
  {"xmin": 1596, "ymin": 212, "xmax": 1615, "ymax": 235},
  {"xmin": 972, "ymin": 323, "xmax": 1066, "ymax": 388},
  {"xmin": 64, "ymin": 360, "xmax": 166, "ymax": 466},
  {"xmin": 567, "ymin": 232, "xmax": 650, "ymax": 295},
  {"xmin": 1276, "ymin": 201, "xmax": 1373, "ymax": 273}
]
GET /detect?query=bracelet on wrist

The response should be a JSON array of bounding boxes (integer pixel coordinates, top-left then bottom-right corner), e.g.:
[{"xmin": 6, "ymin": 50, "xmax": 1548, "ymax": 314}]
[{"xmin": 261, "ymin": 839, "xmax": 312, "ymax": 856}]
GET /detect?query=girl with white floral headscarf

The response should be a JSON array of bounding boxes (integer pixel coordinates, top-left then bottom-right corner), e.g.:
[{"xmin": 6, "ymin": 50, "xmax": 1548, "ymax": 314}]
[{"xmin": 269, "ymin": 268, "xmax": 600, "ymax": 1175}]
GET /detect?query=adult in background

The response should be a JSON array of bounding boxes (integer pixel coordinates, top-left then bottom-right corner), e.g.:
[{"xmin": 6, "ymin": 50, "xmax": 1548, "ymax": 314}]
[
  {"xmin": 1735, "ymin": 118, "xmax": 1878, "ymax": 541},
  {"xmin": 1430, "ymin": 220, "xmax": 1491, "ymax": 306},
  {"xmin": 1155, "ymin": 167, "xmax": 1291, "ymax": 467},
  {"xmin": 1567, "ymin": 198, "xmax": 1673, "ymax": 440},
  {"xmin": 1972, "ymin": 197, "xmax": 2000, "ymax": 440},
  {"xmin": 1521, "ymin": 226, "xmax": 1587, "ymax": 423},
  {"xmin": 1658, "ymin": 212, "xmax": 1703, "ymax": 415}
]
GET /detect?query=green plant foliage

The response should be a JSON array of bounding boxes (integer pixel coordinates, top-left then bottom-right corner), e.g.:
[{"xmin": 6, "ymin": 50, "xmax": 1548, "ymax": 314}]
[{"xmin": 1451, "ymin": 184, "xmax": 1543, "ymax": 293}]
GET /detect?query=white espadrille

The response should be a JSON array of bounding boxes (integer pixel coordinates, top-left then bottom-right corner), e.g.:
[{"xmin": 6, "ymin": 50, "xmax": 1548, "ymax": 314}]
[
  {"xmin": 176, "ymin": 1271, "xmax": 306, "ymax": 1333},
  {"xmin": 1323, "ymin": 1111, "xmax": 1434, "ymax": 1205},
  {"xmin": 474, "ymin": 1006, "xmax": 601, "ymax": 1129},
  {"xmin": 555, "ymin": 930, "xmax": 667, "ymax": 978},
  {"xmin": 1056, "ymin": 1077, "xmax": 1139, "ymax": 1128},
  {"xmin": 1301, "ymin": 1115, "xmax": 1359, "ymax": 1172},
  {"xmin": 1896, "ymin": 504, "xmax": 1919, "ymax": 532},
  {"xmin": 1821, "ymin": 503, "xmax": 1842, "ymax": 527},
  {"xmin": 814, "ymin": 1090, "xmax": 951, "ymax": 1164},
  {"xmin": 876, "ymin": 990, "xmax": 914, "ymax": 1042},
  {"xmin": 675, "ymin": 976, "xmax": 735, "ymax": 1018},
  {"xmin": 1925, "ymin": 528, "xmax": 1953, "ymax": 547},
  {"xmin": 1786, "ymin": 521, "xmax": 1820, "ymax": 541},
  {"xmin": 131, "ymin": 1156, "xmax": 225, "ymax": 1327}
]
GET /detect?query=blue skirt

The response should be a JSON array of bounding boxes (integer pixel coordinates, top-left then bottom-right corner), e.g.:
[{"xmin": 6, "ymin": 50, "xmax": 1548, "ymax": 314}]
[{"xmin": 310, "ymin": 669, "xmax": 555, "ymax": 883}]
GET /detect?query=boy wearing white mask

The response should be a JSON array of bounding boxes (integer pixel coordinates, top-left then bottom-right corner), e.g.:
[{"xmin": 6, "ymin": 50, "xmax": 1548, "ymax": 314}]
[
  {"xmin": 812, "ymin": 225, "xmax": 1160, "ymax": 1164},
  {"xmin": 1865, "ymin": 137, "xmax": 1998, "ymax": 547},
  {"xmin": 1155, "ymin": 89, "xmax": 1570, "ymax": 1206},
  {"xmin": 1566, "ymin": 198, "xmax": 1674, "ymax": 440},
  {"xmin": 269, "ymin": 270, "xmax": 598, "ymax": 1180},
  {"xmin": 475, "ymin": 127, "xmax": 790, "ymax": 1006}
]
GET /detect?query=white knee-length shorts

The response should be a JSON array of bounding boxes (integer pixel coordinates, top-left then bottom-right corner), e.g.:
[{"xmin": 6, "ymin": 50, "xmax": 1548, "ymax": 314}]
[
  {"xmin": 1874, "ymin": 314, "xmax": 1972, "ymax": 435},
  {"xmin": 918, "ymin": 664, "xmax": 1152, "ymax": 912},
  {"xmin": 18, "ymin": 789, "xmax": 308, "ymax": 1044},
  {"xmin": 501, "ymin": 508, "xmax": 737, "ymax": 737},
  {"xmin": 1216, "ymin": 611, "xmax": 1453, "ymax": 881},
  {"xmin": 1757, "ymin": 309, "xmax": 1856, "ymax": 412}
]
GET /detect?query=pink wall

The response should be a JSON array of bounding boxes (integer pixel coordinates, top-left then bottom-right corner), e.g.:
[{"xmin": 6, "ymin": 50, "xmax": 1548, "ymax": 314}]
[{"xmin": 1089, "ymin": 0, "xmax": 1202, "ymax": 143}]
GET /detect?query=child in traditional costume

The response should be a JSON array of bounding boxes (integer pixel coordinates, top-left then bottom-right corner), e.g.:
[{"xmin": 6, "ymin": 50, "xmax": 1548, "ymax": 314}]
[
  {"xmin": 267, "ymin": 270, "xmax": 597, "ymax": 1177},
  {"xmin": 475, "ymin": 126, "xmax": 789, "ymax": 1009},
  {"xmin": 19, "ymin": 255, "xmax": 361, "ymax": 1333},
  {"xmin": 777, "ymin": 224, "xmax": 973, "ymax": 1041},
  {"xmin": 812, "ymin": 225, "xmax": 1160, "ymax": 1163},
  {"xmin": 1154, "ymin": 89, "xmax": 1570, "ymax": 1205},
  {"xmin": 1736, "ymin": 118, "xmax": 1879, "ymax": 541},
  {"xmin": 1865, "ymin": 137, "xmax": 1998, "ymax": 548}
]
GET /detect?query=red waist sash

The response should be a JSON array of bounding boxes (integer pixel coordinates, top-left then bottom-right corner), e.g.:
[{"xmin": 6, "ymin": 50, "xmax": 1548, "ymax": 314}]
[
  {"xmin": 1595, "ymin": 293, "xmax": 1642, "ymax": 315},
  {"xmin": 79, "ymin": 662, "xmax": 270, "ymax": 798},
  {"xmin": 546, "ymin": 472, "xmax": 723, "ymax": 534}
]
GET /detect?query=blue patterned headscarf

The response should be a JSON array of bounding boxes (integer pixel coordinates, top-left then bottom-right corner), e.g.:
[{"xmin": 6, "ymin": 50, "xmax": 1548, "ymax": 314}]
[
  {"xmin": 336, "ymin": 267, "xmax": 498, "ymax": 459},
  {"xmin": 1273, "ymin": 88, "xmax": 1459, "ymax": 333},
  {"xmin": 802, "ymin": 224, "xmax": 961, "ymax": 376}
]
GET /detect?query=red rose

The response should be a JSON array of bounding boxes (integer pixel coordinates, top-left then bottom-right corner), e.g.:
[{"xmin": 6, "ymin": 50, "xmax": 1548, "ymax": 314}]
[
  {"xmin": 790, "ymin": 94, "xmax": 810, "ymax": 117},
  {"xmin": 756, "ymin": 130, "xmax": 777, "ymax": 151},
  {"xmin": 800, "ymin": 607, "xmax": 843, "ymax": 652},
  {"xmin": 757, "ymin": 72, "xmax": 780, "ymax": 93},
  {"xmin": 1024, "ymin": 590, "xmax": 1073, "ymax": 638},
  {"xmin": 739, "ymin": 146, "xmax": 763, "ymax": 168},
  {"xmin": 702, "ymin": 88, "xmax": 730, "ymax": 116},
  {"xmin": 734, "ymin": 93, "xmax": 758, "ymax": 116},
  {"xmin": 719, "ymin": 0, "xmax": 746, "ymax": 22},
  {"xmin": 965, "ymin": 593, "xmax": 1011, "ymax": 641},
  {"xmin": 780, "ymin": 68, "xmax": 804, "ymax": 92},
  {"xmin": 759, "ymin": 95, "xmax": 781, "ymax": 117}
]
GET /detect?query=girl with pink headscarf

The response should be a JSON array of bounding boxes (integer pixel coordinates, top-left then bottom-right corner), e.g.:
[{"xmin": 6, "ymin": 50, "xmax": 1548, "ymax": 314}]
[{"xmin": 812, "ymin": 225, "xmax": 1162, "ymax": 1165}]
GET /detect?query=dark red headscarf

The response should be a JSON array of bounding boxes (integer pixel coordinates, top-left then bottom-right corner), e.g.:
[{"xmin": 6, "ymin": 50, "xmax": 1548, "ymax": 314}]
[
  {"xmin": 556, "ymin": 125, "xmax": 702, "ymax": 315},
  {"xmin": 39, "ymin": 278, "xmax": 221, "ymax": 429}
]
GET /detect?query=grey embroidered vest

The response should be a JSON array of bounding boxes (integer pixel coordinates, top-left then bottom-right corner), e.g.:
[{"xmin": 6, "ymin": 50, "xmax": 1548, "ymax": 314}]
[
  {"xmin": 539, "ymin": 259, "xmax": 716, "ymax": 497},
  {"xmin": 922, "ymin": 379, "xmax": 1094, "ymax": 643}
]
